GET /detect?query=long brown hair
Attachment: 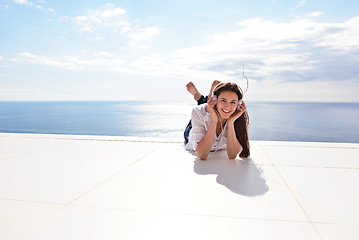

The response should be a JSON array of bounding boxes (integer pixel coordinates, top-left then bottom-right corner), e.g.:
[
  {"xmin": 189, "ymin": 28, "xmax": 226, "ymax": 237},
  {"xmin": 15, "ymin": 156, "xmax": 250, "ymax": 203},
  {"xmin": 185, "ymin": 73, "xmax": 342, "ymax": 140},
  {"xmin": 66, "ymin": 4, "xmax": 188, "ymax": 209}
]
[{"xmin": 213, "ymin": 82, "xmax": 250, "ymax": 158}]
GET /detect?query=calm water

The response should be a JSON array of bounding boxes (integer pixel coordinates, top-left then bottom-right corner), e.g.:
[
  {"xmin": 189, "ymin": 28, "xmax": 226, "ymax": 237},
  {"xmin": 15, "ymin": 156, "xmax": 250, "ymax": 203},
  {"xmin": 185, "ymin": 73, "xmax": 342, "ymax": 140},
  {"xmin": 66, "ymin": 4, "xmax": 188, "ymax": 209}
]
[{"xmin": 0, "ymin": 101, "xmax": 358, "ymax": 143}]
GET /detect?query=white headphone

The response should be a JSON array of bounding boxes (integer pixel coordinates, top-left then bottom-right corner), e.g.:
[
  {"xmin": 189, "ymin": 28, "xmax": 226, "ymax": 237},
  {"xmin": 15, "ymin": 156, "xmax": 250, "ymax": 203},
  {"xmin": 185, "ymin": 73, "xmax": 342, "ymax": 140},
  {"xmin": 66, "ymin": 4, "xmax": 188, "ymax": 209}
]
[
  {"xmin": 211, "ymin": 83, "xmax": 243, "ymax": 109},
  {"xmin": 211, "ymin": 66, "xmax": 249, "ymax": 108}
]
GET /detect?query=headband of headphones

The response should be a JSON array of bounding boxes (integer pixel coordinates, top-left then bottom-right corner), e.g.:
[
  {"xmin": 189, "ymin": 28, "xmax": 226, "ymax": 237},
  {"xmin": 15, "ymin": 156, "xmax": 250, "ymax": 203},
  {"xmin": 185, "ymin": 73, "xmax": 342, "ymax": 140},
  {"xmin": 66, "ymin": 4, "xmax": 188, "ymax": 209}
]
[
  {"xmin": 211, "ymin": 83, "xmax": 244, "ymax": 106},
  {"xmin": 211, "ymin": 66, "xmax": 249, "ymax": 106}
]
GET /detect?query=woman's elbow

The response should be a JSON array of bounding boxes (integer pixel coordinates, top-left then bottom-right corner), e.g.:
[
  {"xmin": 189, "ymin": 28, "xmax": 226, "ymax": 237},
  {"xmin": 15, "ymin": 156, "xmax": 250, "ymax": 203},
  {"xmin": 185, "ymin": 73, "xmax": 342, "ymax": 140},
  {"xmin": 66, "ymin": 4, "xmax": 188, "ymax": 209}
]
[
  {"xmin": 227, "ymin": 150, "xmax": 240, "ymax": 159},
  {"xmin": 228, "ymin": 154, "xmax": 238, "ymax": 159},
  {"xmin": 197, "ymin": 153, "xmax": 208, "ymax": 160},
  {"xmin": 196, "ymin": 150, "xmax": 208, "ymax": 160}
]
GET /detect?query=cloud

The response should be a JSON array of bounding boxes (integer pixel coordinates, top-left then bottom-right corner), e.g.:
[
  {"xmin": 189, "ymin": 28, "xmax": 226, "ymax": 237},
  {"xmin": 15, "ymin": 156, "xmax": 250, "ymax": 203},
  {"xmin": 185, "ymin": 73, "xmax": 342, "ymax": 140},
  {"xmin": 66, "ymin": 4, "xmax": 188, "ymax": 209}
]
[
  {"xmin": 306, "ymin": 12, "xmax": 324, "ymax": 17},
  {"xmin": 23, "ymin": 16, "xmax": 359, "ymax": 85},
  {"xmin": 170, "ymin": 16, "xmax": 359, "ymax": 85},
  {"xmin": 295, "ymin": 0, "xmax": 307, "ymax": 9},
  {"xmin": 92, "ymin": 51, "xmax": 113, "ymax": 57},
  {"xmin": 72, "ymin": 5, "xmax": 128, "ymax": 33},
  {"xmin": 101, "ymin": 8, "xmax": 126, "ymax": 18},
  {"xmin": 0, "ymin": 84, "xmax": 96, "ymax": 101},
  {"xmin": 18, "ymin": 52, "xmax": 80, "ymax": 70},
  {"xmin": 13, "ymin": 0, "xmax": 33, "ymax": 5},
  {"xmin": 16, "ymin": 52, "xmax": 131, "ymax": 73},
  {"xmin": 117, "ymin": 20, "xmax": 131, "ymax": 33},
  {"xmin": 14, "ymin": 15, "xmax": 359, "ymax": 101},
  {"xmin": 0, "ymin": 56, "xmax": 3, "ymax": 61},
  {"xmin": 13, "ymin": 0, "xmax": 52, "ymax": 11},
  {"xmin": 69, "ymin": 4, "xmax": 159, "ymax": 44},
  {"xmin": 128, "ymin": 27, "xmax": 160, "ymax": 41}
]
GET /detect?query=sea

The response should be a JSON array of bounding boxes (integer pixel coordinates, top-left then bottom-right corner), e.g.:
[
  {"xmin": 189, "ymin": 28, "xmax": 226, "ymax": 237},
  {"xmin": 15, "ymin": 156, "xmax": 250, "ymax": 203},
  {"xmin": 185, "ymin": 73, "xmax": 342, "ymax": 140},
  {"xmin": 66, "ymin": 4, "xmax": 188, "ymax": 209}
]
[{"xmin": 0, "ymin": 101, "xmax": 358, "ymax": 143}]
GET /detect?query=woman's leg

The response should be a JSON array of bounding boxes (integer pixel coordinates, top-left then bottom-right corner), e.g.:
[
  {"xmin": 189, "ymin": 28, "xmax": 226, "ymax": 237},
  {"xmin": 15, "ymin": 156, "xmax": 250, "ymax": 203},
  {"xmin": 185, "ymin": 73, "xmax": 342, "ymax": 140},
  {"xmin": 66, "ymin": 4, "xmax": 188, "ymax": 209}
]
[
  {"xmin": 184, "ymin": 80, "xmax": 220, "ymax": 143},
  {"xmin": 187, "ymin": 80, "xmax": 220, "ymax": 105},
  {"xmin": 184, "ymin": 120, "xmax": 192, "ymax": 144},
  {"xmin": 196, "ymin": 95, "xmax": 208, "ymax": 105},
  {"xmin": 186, "ymin": 82, "xmax": 201, "ymax": 101}
]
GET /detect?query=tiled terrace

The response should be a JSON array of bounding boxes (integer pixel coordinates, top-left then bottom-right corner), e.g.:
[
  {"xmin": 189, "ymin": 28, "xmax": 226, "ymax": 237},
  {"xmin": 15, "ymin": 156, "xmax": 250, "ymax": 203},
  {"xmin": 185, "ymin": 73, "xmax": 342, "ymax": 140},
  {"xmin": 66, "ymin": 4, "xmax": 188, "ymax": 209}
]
[{"xmin": 1, "ymin": 133, "xmax": 358, "ymax": 240}]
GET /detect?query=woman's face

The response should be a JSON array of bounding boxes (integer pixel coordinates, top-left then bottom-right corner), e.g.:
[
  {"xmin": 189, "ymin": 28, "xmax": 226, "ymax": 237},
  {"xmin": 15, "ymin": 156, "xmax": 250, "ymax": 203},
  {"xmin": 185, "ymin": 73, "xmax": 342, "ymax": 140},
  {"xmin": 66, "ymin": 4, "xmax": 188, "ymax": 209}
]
[{"xmin": 215, "ymin": 90, "xmax": 239, "ymax": 119}]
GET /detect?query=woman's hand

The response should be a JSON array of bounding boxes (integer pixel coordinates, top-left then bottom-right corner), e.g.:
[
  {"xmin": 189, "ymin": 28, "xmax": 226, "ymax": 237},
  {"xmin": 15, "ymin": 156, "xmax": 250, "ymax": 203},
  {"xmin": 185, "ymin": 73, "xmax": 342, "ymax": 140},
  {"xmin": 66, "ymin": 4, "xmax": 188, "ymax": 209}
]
[
  {"xmin": 228, "ymin": 101, "xmax": 247, "ymax": 124},
  {"xmin": 207, "ymin": 96, "xmax": 219, "ymax": 123}
]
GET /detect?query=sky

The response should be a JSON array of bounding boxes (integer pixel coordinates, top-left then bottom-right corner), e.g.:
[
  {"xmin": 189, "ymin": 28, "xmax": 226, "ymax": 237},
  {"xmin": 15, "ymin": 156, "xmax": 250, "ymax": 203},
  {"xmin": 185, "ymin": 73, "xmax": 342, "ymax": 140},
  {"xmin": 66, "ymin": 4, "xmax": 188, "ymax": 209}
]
[{"xmin": 0, "ymin": 0, "xmax": 359, "ymax": 102}]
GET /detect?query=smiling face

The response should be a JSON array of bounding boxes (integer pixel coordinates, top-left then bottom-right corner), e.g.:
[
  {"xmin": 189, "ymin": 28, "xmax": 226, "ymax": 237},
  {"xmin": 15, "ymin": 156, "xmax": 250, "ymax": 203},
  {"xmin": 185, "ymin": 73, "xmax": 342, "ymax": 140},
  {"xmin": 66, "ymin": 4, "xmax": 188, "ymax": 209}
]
[{"xmin": 215, "ymin": 90, "xmax": 239, "ymax": 119}]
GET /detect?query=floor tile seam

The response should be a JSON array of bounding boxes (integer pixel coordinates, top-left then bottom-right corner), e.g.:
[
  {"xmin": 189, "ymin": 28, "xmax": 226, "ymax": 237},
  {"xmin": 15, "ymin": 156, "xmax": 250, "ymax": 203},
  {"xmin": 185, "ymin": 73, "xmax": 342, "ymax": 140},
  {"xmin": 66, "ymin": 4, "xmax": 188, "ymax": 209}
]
[
  {"xmin": 2, "ymin": 133, "xmax": 357, "ymax": 146},
  {"xmin": 0, "ymin": 151, "xmax": 52, "ymax": 162},
  {"xmin": 9, "ymin": 204, "xmax": 65, "ymax": 240},
  {"xmin": 0, "ymin": 134, "xmax": 183, "ymax": 144},
  {"xmin": 266, "ymin": 164, "xmax": 359, "ymax": 170},
  {"xmin": 0, "ymin": 197, "xmax": 65, "ymax": 206},
  {"xmin": 0, "ymin": 141, "xmax": 71, "ymax": 161},
  {"xmin": 259, "ymin": 142, "xmax": 324, "ymax": 240},
  {"xmin": 260, "ymin": 145, "xmax": 359, "ymax": 150},
  {"xmin": 143, "ymin": 161, "xmax": 278, "ymax": 168},
  {"xmin": 0, "ymin": 154, "xmax": 25, "ymax": 161},
  {"xmin": 66, "ymin": 203, "xmax": 312, "ymax": 224},
  {"xmin": 51, "ymin": 138, "xmax": 182, "ymax": 144},
  {"xmin": 63, "ymin": 143, "xmax": 165, "ymax": 207},
  {"xmin": 9, "ymin": 144, "xmax": 166, "ymax": 240},
  {"xmin": 202, "ymin": 162, "xmax": 359, "ymax": 170},
  {"xmin": 312, "ymin": 221, "xmax": 359, "ymax": 226}
]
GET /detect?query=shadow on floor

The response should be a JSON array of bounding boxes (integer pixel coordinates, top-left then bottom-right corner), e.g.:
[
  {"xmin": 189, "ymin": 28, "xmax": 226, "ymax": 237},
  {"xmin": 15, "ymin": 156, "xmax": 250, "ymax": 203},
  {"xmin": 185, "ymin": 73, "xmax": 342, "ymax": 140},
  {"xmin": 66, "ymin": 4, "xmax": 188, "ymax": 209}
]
[{"xmin": 193, "ymin": 151, "xmax": 269, "ymax": 196}]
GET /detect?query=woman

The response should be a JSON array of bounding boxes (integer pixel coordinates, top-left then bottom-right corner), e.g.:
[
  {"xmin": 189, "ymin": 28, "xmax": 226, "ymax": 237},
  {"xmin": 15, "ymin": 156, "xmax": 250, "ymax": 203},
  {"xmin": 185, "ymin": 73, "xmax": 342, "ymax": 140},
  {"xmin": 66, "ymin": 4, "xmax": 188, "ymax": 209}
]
[{"xmin": 184, "ymin": 82, "xmax": 250, "ymax": 160}]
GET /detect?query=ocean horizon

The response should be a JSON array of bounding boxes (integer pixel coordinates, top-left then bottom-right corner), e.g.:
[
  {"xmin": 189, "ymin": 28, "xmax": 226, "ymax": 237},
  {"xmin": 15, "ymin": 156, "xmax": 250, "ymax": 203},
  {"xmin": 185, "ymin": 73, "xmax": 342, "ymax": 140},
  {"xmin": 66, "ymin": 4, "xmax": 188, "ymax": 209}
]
[{"xmin": 0, "ymin": 100, "xmax": 358, "ymax": 143}]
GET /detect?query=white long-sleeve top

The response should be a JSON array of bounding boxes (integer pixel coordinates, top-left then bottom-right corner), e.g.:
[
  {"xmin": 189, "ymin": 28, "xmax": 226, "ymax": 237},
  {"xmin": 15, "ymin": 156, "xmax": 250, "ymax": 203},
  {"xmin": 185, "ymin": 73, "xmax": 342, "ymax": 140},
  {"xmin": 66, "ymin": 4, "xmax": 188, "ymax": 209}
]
[{"xmin": 185, "ymin": 104, "xmax": 228, "ymax": 152}]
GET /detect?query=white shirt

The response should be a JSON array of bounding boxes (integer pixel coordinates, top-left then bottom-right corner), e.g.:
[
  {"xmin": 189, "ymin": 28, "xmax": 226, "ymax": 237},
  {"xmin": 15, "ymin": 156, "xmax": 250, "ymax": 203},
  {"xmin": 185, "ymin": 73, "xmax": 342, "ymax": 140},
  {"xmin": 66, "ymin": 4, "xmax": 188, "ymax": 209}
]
[{"xmin": 185, "ymin": 104, "xmax": 228, "ymax": 152}]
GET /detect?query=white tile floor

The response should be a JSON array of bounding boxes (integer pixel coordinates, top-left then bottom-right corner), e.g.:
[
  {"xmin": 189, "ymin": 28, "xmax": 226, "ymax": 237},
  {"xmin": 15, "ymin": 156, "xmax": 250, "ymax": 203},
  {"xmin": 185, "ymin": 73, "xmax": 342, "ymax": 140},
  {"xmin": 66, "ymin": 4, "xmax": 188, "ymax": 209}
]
[{"xmin": 0, "ymin": 133, "xmax": 358, "ymax": 240}]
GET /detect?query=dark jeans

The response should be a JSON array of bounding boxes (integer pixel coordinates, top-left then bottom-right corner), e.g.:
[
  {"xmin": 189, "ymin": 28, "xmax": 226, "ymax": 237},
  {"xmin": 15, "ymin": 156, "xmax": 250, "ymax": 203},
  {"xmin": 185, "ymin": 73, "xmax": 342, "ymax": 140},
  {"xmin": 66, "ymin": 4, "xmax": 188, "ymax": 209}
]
[{"xmin": 184, "ymin": 95, "xmax": 208, "ymax": 144}]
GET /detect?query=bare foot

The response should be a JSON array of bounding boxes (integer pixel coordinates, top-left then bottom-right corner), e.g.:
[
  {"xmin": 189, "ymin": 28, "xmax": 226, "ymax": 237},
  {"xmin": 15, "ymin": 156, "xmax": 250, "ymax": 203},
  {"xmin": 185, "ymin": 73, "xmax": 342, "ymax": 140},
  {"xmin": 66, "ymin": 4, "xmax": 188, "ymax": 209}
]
[
  {"xmin": 186, "ymin": 82, "xmax": 201, "ymax": 101},
  {"xmin": 209, "ymin": 80, "xmax": 221, "ymax": 96}
]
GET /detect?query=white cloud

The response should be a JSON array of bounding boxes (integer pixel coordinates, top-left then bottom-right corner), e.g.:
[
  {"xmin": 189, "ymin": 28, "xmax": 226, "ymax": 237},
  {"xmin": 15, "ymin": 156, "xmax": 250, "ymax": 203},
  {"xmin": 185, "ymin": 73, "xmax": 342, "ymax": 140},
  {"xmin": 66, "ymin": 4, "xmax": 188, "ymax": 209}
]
[
  {"xmin": 247, "ymin": 79, "xmax": 359, "ymax": 102},
  {"xmin": 92, "ymin": 51, "xmax": 113, "ymax": 57},
  {"xmin": 170, "ymin": 16, "xmax": 359, "ymax": 85},
  {"xmin": 0, "ymin": 56, "xmax": 3, "ymax": 61},
  {"xmin": 17, "ymin": 52, "xmax": 130, "ymax": 72},
  {"xmin": 295, "ymin": 0, "xmax": 307, "ymax": 9},
  {"xmin": 0, "ymin": 85, "xmax": 49, "ymax": 100},
  {"xmin": 18, "ymin": 52, "xmax": 82, "ymax": 70},
  {"xmin": 117, "ymin": 20, "xmax": 131, "ymax": 33},
  {"xmin": 0, "ymin": 84, "xmax": 96, "ymax": 101},
  {"xmin": 13, "ymin": 0, "xmax": 48, "ymax": 11},
  {"xmin": 306, "ymin": 12, "xmax": 324, "ymax": 17},
  {"xmin": 128, "ymin": 27, "xmax": 160, "ymax": 41},
  {"xmin": 72, "ymin": 5, "xmax": 128, "ymax": 33},
  {"xmin": 13, "ymin": 0, "xmax": 33, "ymax": 5},
  {"xmin": 13, "ymin": 14, "xmax": 359, "ymax": 101},
  {"xmin": 101, "ymin": 8, "xmax": 126, "ymax": 18},
  {"xmin": 69, "ymin": 4, "xmax": 159, "ymax": 45}
]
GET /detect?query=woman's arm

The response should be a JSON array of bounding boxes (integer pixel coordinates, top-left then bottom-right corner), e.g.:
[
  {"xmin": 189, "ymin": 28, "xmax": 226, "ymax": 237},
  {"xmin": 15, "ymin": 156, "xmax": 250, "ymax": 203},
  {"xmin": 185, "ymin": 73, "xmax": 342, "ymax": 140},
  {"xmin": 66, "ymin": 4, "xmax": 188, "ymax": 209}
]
[
  {"xmin": 194, "ymin": 96, "xmax": 218, "ymax": 160},
  {"xmin": 196, "ymin": 120, "xmax": 217, "ymax": 160},
  {"xmin": 226, "ymin": 120, "xmax": 241, "ymax": 159},
  {"xmin": 226, "ymin": 102, "xmax": 247, "ymax": 159}
]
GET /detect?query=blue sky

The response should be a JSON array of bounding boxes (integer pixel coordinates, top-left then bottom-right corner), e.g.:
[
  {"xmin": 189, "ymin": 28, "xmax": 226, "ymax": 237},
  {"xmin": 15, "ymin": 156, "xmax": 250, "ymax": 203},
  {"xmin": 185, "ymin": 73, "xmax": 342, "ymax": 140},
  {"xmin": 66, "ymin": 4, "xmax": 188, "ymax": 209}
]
[{"xmin": 1, "ymin": 0, "xmax": 359, "ymax": 101}]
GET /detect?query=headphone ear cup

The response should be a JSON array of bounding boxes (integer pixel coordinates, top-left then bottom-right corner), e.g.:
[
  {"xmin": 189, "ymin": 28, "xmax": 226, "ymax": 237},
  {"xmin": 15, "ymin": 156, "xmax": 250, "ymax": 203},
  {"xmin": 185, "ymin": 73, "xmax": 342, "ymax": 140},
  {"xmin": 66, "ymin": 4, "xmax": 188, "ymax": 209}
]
[
  {"xmin": 238, "ymin": 99, "xmax": 242, "ymax": 109},
  {"xmin": 213, "ymin": 95, "xmax": 217, "ymax": 105}
]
